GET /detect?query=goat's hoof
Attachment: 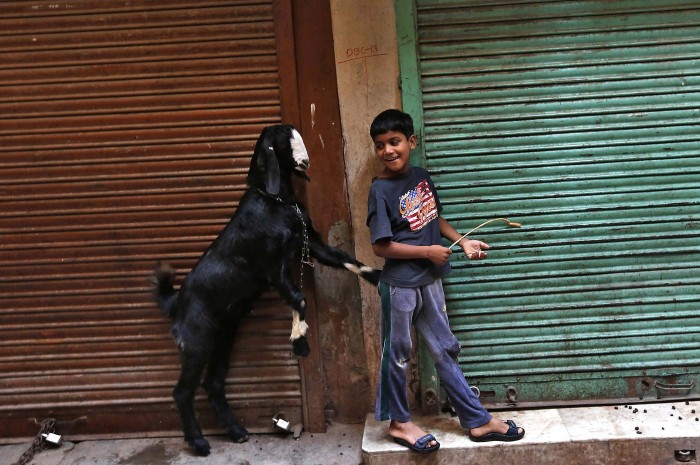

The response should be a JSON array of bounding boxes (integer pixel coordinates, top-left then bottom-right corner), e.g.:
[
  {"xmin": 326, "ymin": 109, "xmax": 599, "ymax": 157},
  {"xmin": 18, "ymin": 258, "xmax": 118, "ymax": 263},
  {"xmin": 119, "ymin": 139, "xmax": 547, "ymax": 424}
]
[
  {"xmin": 228, "ymin": 426, "xmax": 250, "ymax": 443},
  {"xmin": 189, "ymin": 438, "xmax": 211, "ymax": 456},
  {"xmin": 363, "ymin": 268, "xmax": 382, "ymax": 285},
  {"xmin": 292, "ymin": 336, "xmax": 310, "ymax": 357}
]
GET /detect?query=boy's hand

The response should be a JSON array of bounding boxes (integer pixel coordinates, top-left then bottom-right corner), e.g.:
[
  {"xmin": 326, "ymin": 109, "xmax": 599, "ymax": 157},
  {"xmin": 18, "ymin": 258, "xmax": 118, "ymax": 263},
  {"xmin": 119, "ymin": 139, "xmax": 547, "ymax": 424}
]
[
  {"xmin": 460, "ymin": 239, "xmax": 490, "ymax": 260},
  {"xmin": 425, "ymin": 245, "xmax": 452, "ymax": 265}
]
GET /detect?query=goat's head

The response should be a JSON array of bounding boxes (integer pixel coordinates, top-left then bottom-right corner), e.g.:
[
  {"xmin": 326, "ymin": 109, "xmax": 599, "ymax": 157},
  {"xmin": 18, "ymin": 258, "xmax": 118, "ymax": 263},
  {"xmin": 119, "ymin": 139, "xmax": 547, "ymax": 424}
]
[{"xmin": 248, "ymin": 124, "xmax": 310, "ymax": 195}]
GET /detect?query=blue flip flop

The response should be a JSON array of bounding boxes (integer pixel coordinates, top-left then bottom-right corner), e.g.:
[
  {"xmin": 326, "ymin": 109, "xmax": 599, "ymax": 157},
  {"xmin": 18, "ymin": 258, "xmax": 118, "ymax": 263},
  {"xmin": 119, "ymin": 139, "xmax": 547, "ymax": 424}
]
[
  {"xmin": 393, "ymin": 433, "xmax": 440, "ymax": 453},
  {"xmin": 468, "ymin": 420, "xmax": 525, "ymax": 442}
]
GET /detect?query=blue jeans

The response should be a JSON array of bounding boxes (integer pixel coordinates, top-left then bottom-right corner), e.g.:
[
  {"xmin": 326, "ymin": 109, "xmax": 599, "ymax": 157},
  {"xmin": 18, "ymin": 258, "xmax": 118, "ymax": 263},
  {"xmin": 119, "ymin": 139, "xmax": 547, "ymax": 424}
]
[{"xmin": 375, "ymin": 279, "xmax": 492, "ymax": 429}]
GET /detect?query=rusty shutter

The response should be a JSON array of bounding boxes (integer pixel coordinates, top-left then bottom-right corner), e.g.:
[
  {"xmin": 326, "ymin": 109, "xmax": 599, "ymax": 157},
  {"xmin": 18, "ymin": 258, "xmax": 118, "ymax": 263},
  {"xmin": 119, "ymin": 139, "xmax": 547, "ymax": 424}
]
[
  {"xmin": 397, "ymin": 0, "xmax": 700, "ymax": 406},
  {"xmin": 0, "ymin": 0, "xmax": 306, "ymax": 441}
]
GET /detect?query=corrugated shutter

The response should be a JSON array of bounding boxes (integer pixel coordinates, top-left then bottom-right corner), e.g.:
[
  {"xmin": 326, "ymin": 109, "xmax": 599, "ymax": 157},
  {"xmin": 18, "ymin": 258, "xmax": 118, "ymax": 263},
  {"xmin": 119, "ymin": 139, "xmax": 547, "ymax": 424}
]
[
  {"xmin": 402, "ymin": 0, "xmax": 700, "ymax": 405},
  {"xmin": 0, "ymin": 0, "xmax": 305, "ymax": 441}
]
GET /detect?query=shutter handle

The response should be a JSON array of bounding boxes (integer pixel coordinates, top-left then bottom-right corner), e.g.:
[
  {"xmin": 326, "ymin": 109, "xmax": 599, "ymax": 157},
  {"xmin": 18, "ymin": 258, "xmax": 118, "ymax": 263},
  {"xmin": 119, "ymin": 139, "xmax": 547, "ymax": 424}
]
[
  {"xmin": 655, "ymin": 379, "xmax": 695, "ymax": 398},
  {"xmin": 506, "ymin": 385, "xmax": 519, "ymax": 405}
]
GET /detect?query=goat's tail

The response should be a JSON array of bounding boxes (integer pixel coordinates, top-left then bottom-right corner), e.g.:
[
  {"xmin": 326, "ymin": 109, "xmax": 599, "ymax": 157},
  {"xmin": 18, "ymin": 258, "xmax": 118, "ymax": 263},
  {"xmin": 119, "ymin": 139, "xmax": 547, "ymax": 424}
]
[{"xmin": 151, "ymin": 262, "xmax": 179, "ymax": 319}]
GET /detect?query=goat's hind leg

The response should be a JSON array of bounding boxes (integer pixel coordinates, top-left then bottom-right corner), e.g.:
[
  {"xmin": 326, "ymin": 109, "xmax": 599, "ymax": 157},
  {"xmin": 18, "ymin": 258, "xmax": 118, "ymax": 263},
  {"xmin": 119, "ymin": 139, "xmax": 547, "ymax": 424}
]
[
  {"xmin": 173, "ymin": 345, "xmax": 212, "ymax": 456},
  {"xmin": 203, "ymin": 321, "xmax": 250, "ymax": 444}
]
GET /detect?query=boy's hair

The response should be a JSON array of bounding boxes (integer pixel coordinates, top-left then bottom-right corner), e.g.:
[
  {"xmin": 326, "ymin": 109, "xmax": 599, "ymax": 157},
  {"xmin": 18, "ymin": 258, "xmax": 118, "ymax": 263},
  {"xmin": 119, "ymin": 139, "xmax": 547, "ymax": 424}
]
[{"xmin": 370, "ymin": 109, "xmax": 414, "ymax": 139}]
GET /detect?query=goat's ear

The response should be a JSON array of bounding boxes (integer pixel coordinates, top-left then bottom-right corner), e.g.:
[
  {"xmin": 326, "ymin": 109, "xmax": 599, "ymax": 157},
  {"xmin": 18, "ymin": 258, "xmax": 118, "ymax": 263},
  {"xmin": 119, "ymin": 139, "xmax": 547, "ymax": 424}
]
[{"xmin": 255, "ymin": 128, "xmax": 281, "ymax": 195}]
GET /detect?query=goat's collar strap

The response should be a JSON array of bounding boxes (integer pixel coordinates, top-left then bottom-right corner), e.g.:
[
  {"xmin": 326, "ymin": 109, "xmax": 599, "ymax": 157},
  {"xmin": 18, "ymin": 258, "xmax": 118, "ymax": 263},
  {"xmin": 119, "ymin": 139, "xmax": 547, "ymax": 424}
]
[{"xmin": 256, "ymin": 188, "xmax": 296, "ymax": 206}]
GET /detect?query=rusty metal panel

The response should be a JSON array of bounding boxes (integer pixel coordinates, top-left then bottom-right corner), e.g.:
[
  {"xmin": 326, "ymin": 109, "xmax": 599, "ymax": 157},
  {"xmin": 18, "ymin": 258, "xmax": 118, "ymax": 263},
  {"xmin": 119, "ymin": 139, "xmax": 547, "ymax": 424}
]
[
  {"xmin": 402, "ymin": 0, "xmax": 700, "ymax": 406},
  {"xmin": 0, "ymin": 0, "xmax": 304, "ymax": 442}
]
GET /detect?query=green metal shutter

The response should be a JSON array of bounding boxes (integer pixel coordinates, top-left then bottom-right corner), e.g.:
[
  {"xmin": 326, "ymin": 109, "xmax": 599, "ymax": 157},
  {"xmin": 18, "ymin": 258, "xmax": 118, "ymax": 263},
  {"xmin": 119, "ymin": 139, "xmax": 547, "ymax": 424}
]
[{"xmin": 399, "ymin": 0, "xmax": 700, "ymax": 406}]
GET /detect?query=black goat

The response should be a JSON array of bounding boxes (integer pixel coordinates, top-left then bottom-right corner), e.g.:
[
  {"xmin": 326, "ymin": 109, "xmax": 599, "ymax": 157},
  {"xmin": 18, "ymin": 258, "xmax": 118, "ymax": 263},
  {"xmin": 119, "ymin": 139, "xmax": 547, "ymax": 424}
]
[{"xmin": 153, "ymin": 124, "xmax": 380, "ymax": 456}]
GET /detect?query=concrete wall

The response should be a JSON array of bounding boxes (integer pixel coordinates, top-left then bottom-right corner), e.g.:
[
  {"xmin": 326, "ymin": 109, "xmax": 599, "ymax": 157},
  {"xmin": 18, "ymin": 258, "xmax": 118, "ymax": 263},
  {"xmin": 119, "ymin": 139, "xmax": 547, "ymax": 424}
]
[{"xmin": 329, "ymin": 0, "xmax": 402, "ymax": 407}]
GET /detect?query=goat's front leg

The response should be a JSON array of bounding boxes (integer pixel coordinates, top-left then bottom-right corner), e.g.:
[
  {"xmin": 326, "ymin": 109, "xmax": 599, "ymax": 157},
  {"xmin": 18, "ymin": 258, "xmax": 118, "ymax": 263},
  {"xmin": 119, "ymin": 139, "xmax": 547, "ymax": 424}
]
[
  {"xmin": 270, "ymin": 263, "xmax": 310, "ymax": 357},
  {"xmin": 306, "ymin": 225, "xmax": 381, "ymax": 285}
]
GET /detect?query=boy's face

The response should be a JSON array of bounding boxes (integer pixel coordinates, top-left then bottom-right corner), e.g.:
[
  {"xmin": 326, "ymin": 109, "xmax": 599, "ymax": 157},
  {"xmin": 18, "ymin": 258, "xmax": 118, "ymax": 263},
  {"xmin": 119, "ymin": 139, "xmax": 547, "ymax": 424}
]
[{"xmin": 372, "ymin": 130, "xmax": 416, "ymax": 177}]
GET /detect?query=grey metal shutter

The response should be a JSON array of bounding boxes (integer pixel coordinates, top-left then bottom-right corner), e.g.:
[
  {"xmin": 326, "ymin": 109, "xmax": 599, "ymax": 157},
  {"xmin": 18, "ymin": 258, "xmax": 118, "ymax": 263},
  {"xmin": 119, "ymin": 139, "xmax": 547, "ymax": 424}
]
[
  {"xmin": 0, "ymin": 0, "xmax": 305, "ymax": 441},
  {"xmin": 401, "ymin": 0, "xmax": 700, "ymax": 405}
]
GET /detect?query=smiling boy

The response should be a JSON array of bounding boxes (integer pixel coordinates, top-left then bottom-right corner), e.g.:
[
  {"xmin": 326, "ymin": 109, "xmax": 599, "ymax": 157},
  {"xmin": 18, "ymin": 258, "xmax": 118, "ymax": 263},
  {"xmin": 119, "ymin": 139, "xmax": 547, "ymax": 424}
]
[{"xmin": 366, "ymin": 109, "xmax": 525, "ymax": 453}]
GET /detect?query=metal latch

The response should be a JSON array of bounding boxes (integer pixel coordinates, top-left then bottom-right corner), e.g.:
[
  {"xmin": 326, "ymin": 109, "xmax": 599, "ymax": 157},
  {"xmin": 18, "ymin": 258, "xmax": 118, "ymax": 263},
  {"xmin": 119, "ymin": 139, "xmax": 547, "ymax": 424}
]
[
  {"xmin": 506, "ymin": 385, "xmax": 519, "ymax": 405},
  {"xmin": 655, "ymin": 379, "xmax": 695, "ymax": 398}
]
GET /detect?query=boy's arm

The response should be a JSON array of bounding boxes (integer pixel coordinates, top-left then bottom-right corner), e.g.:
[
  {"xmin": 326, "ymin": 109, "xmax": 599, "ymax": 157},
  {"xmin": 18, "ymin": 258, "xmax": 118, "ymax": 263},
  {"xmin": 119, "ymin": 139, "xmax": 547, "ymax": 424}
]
[
  {"xmin": 438, "ymin": 216, "xmax": 465, "ymax": 245},
  {"xmin": 371, "ymin": 216, "xmax": 491, "ymax": 264},
  {"xmin": 438, "ymin": 217, "xmax": 490, "ymax": 260},
  {"xmin": 372, "ymin": 239, "xmax": 452, "ymax": 266}
]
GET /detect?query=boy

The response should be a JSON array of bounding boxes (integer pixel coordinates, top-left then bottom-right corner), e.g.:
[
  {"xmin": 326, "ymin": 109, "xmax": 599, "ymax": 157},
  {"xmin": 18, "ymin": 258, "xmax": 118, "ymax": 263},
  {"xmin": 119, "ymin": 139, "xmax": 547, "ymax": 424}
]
[{"xmin": 366, "ymin": 109, "xmax": 524, "ymax": 453}]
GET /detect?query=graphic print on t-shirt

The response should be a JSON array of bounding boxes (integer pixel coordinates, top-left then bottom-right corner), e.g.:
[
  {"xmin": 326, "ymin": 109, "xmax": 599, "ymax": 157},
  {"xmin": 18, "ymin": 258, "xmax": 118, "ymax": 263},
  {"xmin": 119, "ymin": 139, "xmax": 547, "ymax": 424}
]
[{"xmin": 399, "ymin": 179, "xmax": 438, "ymax": 231}]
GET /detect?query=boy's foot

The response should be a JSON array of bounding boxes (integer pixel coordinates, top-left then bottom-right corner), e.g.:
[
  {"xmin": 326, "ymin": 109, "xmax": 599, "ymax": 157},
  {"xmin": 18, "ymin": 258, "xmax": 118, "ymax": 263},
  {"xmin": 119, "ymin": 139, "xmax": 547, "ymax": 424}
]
[
  {"xmin": 389, "ymin": 420, "xmax": 439, "ymax": 452},
  {"xmin": 468, "ymin": 418, "xmax": 524, "ymax": 442}
]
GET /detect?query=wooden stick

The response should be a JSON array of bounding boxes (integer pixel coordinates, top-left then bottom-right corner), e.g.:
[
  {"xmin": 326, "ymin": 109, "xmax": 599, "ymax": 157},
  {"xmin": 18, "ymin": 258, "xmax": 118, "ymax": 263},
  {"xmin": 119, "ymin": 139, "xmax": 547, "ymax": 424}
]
[{"xmin": 449, "ymin": 217, "xmax": 522, "ymax": 250}]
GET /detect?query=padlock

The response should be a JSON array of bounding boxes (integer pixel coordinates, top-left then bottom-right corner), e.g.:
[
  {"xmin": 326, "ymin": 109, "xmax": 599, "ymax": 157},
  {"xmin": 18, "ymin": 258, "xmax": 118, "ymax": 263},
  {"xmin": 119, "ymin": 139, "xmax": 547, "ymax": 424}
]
[
  {"xmin": 272, "ymin": 414, "xmax": 292, "ymax": 432},
  {"xmin": 41, "ymin": 432, "xmax": 63, "ymax": 446}
]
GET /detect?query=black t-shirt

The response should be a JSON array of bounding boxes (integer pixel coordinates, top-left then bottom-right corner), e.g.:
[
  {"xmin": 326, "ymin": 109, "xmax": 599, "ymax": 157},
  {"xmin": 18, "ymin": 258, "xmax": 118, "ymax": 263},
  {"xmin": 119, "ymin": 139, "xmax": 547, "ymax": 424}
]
[{"xmin": 366, "ymin": 166, "xmax": 450, "ymax": 287}]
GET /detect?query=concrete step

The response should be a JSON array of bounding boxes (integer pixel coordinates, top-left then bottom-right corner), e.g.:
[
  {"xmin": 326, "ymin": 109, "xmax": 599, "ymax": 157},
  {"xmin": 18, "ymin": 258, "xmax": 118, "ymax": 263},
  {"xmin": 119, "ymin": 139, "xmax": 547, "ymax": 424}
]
[{"xmin": 362, "ymin": 400, "xmax": 700, "ymax": 465}]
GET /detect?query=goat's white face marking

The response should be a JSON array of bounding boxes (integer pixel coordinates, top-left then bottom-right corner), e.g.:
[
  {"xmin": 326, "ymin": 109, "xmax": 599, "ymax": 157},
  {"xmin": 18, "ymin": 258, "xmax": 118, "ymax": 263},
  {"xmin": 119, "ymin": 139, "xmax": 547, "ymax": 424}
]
[{"xmin": 290, "ymin": 129, "xmax": 310, "ymax": 172}]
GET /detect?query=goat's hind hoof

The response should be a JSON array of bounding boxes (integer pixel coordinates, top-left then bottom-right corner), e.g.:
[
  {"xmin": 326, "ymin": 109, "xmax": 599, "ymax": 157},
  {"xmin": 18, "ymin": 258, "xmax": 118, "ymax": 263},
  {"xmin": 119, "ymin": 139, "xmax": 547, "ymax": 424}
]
[
  {"xmin": 189, "ymin": 437, "xmax": 211, "ymax": 456},
  {"xmin": 228, "ymin": 426, "xmax": 250, "ymax": 443},
  {"xmin": 233, "ymin": 434, "xmax": 250, "ymax": 444},
  {"xmin": 292, "ymin": 336, "xmax": 310, "ymax": 357}
]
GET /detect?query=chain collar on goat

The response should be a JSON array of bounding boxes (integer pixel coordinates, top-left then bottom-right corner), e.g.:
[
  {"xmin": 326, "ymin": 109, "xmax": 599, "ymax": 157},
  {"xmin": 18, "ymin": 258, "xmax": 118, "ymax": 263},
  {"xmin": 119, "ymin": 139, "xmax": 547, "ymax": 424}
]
[{"xmin": 255, "ymin": 187, "xmax": 315, "ymax": 285}]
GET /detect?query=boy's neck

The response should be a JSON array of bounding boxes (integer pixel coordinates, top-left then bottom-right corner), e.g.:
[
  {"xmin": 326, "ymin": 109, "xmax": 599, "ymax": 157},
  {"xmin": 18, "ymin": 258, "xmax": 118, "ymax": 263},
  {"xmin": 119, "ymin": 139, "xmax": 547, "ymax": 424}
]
[{"xmin": 378, "ymin": 166, "xmax": 411, "ymax": 179}]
